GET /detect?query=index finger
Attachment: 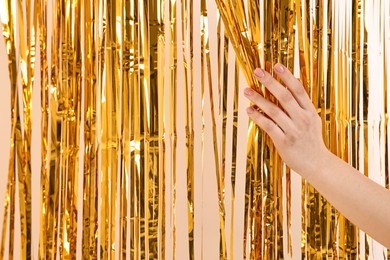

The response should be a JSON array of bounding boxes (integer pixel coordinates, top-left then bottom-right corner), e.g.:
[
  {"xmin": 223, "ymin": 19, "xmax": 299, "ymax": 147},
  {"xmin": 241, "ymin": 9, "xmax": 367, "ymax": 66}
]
[
  {"xmin": 272, "ymin": 63, "xmax": 316, "ymax": 113},
  {"xmin": 254, "ymin": 68, "xmax": 302, "ymax": 118}
]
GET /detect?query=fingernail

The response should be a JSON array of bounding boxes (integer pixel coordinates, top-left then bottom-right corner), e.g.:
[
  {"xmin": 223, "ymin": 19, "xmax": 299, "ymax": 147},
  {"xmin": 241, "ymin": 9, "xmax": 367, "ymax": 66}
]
[
  {"xmin": 274, "ymin": 63, "xmax": 285, "ymax": 73},
  {"xmin": 254, "ymin": 68, "xmax": 265, "ymax": 78},
  {"xmin": 244, "ymin": 88, "xmax": 253, "ymax": 96},
  {"xmin": 246, "ymin": 107, "xmax": 255, "ymax": 114}
]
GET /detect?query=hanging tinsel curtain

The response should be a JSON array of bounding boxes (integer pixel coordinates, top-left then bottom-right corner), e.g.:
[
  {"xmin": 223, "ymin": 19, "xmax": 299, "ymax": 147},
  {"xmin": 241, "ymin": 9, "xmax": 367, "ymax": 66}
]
[{"xmin": 0, "ymin": 0, "xmax": 389, "ymax": 259}]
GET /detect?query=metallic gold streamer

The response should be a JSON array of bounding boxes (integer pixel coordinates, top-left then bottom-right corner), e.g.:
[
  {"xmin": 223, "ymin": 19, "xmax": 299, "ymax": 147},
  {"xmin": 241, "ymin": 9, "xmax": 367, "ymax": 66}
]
[
  {"xmin": 169, "ymin": 0, "xmax": 178, "ymax": 258},
  {"xmin": 128, "ymin": 0, "xmax": 141, "ymax": 258},
  {"xmin": 218, "ymin": 24, "xmax": 230, "ymax": 259},
  {"xmin": 119, "ymin": 0, "xmax": 130, "ymax": 257},
  {"xmin": 229, "ymin": 58, "xmax": 240, "ymax": 260},
  {"xmin": 45, "ymin": 0, "xmax": 62, "ymax": 257},
  {"xmin": 37, "ymin": 0, "xmax": 50, "ymax": 258},
  {"xmin": 146, "ymin": 1, "xmax": 164, "ymax": 258},
  {"xmin": 81, "ymin": 0, "xmax": 99, "ymax": 258},
  {"xmin": 180, "ymin": 0, "xmax": 195, "ymax": 258},
  {"xmin": 63, "ymin": 0, "xmax": 82, "ymax": 257},
  {"xmin": 0, "ymin": 1, "xmax": 18, "ymax": 259}
]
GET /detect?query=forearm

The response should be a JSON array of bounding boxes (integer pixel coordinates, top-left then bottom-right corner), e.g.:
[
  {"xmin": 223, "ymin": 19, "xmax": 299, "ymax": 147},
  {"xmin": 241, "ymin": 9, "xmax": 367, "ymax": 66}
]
[{"xmin": 302, "ymin": 151, "xmax": 390, "ymax": 248}]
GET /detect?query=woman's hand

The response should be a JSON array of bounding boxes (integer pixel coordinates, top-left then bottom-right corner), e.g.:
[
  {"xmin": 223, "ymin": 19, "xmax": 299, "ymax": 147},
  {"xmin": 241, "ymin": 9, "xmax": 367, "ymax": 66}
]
[
  {"xmin": 244, "ymin": 63, "xmax": 390, "ymax": 248},
  {"xmin": 244, "ymin": 63, "xmax": 329, "ymax": 176}
]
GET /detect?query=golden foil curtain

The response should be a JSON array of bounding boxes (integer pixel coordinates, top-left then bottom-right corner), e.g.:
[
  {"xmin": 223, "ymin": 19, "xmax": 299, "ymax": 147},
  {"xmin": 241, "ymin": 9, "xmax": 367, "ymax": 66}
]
[{"xmin": 0, "ymin": 1, "xmax": 389, "ymax": 260}]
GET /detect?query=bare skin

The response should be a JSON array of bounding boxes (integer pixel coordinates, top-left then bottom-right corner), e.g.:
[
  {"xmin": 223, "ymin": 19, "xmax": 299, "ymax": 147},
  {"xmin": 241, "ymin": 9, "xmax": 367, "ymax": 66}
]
[{"xmin": 244, "ymin": 63, "xmax": 390, "ymax": 248}]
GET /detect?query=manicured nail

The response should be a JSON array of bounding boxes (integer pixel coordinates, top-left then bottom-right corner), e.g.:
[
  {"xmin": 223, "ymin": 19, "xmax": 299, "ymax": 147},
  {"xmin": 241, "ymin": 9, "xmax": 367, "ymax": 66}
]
[
  {"xmin": 246, "ymin": 107, "xmax": 255, "ymax": 114},
  {"xmin": 244, "ymin": 88, "xmax": 253, "ymax": 96},
  {"xmin": 274, "ymin": 63, "xmax": 285, "ymax": 73},
  {"xmin": 254, "ymin": 68, "xmax": 265, "ymax": 78}
]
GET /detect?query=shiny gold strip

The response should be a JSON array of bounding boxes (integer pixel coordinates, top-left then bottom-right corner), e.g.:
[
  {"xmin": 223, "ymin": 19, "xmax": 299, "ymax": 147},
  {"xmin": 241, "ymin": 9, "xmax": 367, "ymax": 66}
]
[
  {"xmin": 181, "ymin": 0, "xmax": 195, "ymax": 258},
  {"xmin": 120, "ymin": 0, "xmax": 130, "ymax": 258},
  {"xmin": 218, "ymin": 27, "xmax": 230, "ymax": 259},
  {"xmin": 45, "ymin": 0, "xmax": 62, "ymax": 257},
  {"xmin": 201, "ymin": 0, "xmax": 228, "ymax": 258},
  {"xmin": 97, "ymin": 0, "xmax": 108, "ymax": 257},
  {"xmin": 2, "ymin": 119, "xmax": 17, "ymax": 259},
  {"xmin": 147, "ymin": 1, "xmax": 163, "ymax": 258},
  {"xmin": 58, "ymin": 0, "xmax": 70, "ymax": 256},
  {"xmin": 228, "ymin": 57, "xmax": 240, "ymax": 260},
  {"xmin": 385, "ymin": 0, "xmax": 390, "ymax": 258},
  {"xmin": 81, "ymin": 0, "xmax": 99, "ymax": 258},
  {"xmin": 169, "ymin": 0, "xmax": 178, "ymax": 258},
  {"xmin": 139, "ymin": 0, "xmax": 150, "ymax": 257},
  {"xmin": 156, "ymin": 1, "xmax": 166, "ymax": 258},
  {"xmin": 200, "ymin": 1, "xmax": 207, "ymax": 258},
  {"xmin": 0, "ymin": 0, "xmax": 18, "ymax": 258},
  {"xmin": 61, "ymin": 0, "xmax": 82, "ymax": 257},
  {"xmin": 100, "ymin": 0, "xmax": 121, "ymax": 257},
  {"xmin": 129, "ymin": 0, "xmax": 141, "ymax": 257},
  {"xmin": 111, "ymin": 1, "xmax": 121, "ymax": 258},
  {"xmin": 37, "ymin": 0, "xmax": 50, "ymax": 258}
]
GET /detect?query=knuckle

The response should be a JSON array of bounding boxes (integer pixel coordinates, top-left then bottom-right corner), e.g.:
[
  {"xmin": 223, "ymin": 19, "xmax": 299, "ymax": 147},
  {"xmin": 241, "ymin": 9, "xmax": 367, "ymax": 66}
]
[
  {"xmin": 310, "ymin": 111, "xmax": 321, "ymax": 121},
  {"xmin": 251, "ymin": 111, "xmax": 262, "ymax": 124},
  {"xmin": 300, "ymin": 113, "xmax": 311, "ymax": 126},
  {"xmin": 299, "ymin": 111, "xmax": 319, "ymax": 128},
  {"xmin": 267, "ymin": 106, "xmax": 280, "ymax": 118},
  {"xmin": 314, "ymin": 113, "xmax": 322, "ymax": 126},
  {"xmin": 252, "ymin": 93, "xmax": 263, "ymax": 106},
  {"xmin": 253, "ymin": 112, "xmax": 275, "ymax": 133},
  {"xmin": 263, "ymin": 120, "xmax": 275, "ymax": 133},
  {"xmin": 280, "ymin": 90, "xmax": 293, "ymax": 103},
  {"xmin": 286, "ymin": 77, "xmax": 307, "ymax": 96},
  {"xmin": 294, "ymin": 83, "xmax": 307, "ymax": 96},
  {"xmin": 262, "ymin": 74, "xmax": 274, "ymax": 87},
  {"xmin": 285, "ymin": 126, "xmax": 304, "ymax": 145},
  {"xmin": 284, "ymin": 133, "xmax": 297, "ymax": 146}
]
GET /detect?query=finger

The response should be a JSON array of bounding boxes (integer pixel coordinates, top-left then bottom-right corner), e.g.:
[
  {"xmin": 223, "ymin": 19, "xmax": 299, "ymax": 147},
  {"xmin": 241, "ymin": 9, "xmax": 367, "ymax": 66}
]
[
  {"xmin": 254, "ymin": 68, "xmax": 301, "ymax": 118},
  {"xmin": 246, "ymin": 106, "xmax": 285, "ymax": 143},
  {"xmin": 273, "ymin": 63, "xmax": 316, "ymax": 112},
  {"xmin": 244, "ymin": 88, "xmax": 295, "ymax": 133}
]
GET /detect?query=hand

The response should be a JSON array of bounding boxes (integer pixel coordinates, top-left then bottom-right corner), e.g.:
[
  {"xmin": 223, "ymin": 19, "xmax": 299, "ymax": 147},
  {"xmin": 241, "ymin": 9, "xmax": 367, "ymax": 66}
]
[
  {"xmin": 244, "ymin": 63, "xmax": 390, "ymax": 248},
  {"xmin": 244, "ymin": 63, "xmax": 329, "ymax": 176}
]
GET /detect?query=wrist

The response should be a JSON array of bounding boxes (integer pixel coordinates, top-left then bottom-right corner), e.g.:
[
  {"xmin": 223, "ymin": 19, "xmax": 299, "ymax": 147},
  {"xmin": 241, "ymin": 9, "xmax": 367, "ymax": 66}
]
[{"xmin": 299, "ymin": 147, "xmax": 334, "ymax": 183}]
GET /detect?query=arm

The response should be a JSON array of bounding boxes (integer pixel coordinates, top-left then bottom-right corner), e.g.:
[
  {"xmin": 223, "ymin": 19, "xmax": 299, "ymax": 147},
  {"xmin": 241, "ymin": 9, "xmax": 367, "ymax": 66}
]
[{"xmin": 244, "ymin": 63, "xmax": 390, "ymax": 248}]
